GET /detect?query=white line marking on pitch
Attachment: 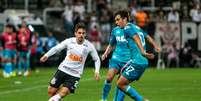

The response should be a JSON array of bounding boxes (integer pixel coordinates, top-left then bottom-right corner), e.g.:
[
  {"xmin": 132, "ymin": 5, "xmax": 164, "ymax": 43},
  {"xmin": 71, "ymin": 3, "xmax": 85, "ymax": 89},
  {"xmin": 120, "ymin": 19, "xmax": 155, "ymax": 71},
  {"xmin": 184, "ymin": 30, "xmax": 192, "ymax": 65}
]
[{"xmin": 0, "ymin": 76, "xmax": 105, "ymax": 95}]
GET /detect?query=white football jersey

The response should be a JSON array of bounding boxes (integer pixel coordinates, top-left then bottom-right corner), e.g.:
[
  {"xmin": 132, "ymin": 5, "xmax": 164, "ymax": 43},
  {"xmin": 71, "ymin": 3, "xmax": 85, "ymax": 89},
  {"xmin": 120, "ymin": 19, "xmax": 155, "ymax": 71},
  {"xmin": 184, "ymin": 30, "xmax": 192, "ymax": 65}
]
[{"xmin": 44, "ymin": 37, "xmax": 100, "ymax": 78}]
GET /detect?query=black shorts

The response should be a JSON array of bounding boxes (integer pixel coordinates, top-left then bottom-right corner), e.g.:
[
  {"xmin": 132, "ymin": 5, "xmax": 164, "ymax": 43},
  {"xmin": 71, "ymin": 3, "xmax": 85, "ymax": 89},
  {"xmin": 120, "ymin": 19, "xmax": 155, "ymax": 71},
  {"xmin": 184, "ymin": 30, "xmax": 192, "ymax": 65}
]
[{"xmin": 49, "ymin": 70, "xmax": 80, "ymax": 93}]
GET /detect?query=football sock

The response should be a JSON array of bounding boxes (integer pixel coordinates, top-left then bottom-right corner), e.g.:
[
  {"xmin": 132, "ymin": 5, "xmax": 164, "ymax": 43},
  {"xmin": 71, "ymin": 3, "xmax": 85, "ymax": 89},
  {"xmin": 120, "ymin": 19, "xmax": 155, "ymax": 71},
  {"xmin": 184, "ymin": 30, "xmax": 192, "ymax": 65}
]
[
  {"xmin": 48, "ymin": 94, "xmax": 61, "ymax": 101},
  {"xmin": 113, "ymin": 86, "xmax": 125, "ymax": 101},
  {"xmin": 124, "ymin": 85, "xmax": 143, "ymax": 101},
  {"xmin": 102, "ymin": 80, "xmax": 111, "ymax": 100},
  {"xmin": 5, "ymin": 63, "xmax": 12, "ymax": 74}
]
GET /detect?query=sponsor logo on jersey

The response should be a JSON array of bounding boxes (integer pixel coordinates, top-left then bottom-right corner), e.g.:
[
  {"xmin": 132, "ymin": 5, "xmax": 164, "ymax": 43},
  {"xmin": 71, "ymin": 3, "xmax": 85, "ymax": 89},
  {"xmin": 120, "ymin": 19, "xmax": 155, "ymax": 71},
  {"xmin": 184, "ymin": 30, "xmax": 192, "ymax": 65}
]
[
  {"xmin": 63, "ymin": 66, "xmax": 79, "ymax": 74},
  {"xmin": 69, "ymin": 53, "xmax": 83, "ymax": 62}
]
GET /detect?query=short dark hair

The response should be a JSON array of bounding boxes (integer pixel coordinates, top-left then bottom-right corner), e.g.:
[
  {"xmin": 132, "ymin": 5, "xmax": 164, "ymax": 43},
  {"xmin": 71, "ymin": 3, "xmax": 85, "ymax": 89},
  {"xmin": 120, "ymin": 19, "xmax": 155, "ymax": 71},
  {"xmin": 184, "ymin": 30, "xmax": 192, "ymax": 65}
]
[
  {"xmin": 114, "ymin": 10, "xmax": 129, "ymax": 21},
  {"xmin": 74, "ymin": 23, "xmax": 86, "ymax": 32},
  {"xmin": 5, "ymin": 24, "xmax": 13, "ymax": 28}
]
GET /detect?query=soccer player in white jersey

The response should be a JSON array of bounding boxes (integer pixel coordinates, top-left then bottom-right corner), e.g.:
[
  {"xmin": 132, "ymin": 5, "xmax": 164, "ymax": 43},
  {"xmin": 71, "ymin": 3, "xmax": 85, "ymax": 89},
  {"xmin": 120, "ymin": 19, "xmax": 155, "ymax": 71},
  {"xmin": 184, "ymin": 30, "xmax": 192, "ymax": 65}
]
[{"xmin": 40, "ymin": 23, "xmax": 101, "ymax": 101}]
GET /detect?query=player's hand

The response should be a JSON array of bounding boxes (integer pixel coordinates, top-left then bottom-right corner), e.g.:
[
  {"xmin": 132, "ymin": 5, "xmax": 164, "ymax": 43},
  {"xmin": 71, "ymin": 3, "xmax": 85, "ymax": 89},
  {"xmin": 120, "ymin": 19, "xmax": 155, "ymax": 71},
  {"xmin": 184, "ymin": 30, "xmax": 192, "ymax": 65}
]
[
  {"xmin": 101, "ymin": 53, "xmax": 107, "ymax": 61},
  {"xmin": 154, "ymin": 46, "xmax": 161, "ymax": 53},
  {"xmin": 40, "ymin": 55, "xmax": 48, "ymax": 62},
  {"xmin": 94, "ymin": 72, "xmax": 100, "ymax": 81},
  {"xmin": 143, "ymin": 52, "xmax": 155, "ymax": 59}
]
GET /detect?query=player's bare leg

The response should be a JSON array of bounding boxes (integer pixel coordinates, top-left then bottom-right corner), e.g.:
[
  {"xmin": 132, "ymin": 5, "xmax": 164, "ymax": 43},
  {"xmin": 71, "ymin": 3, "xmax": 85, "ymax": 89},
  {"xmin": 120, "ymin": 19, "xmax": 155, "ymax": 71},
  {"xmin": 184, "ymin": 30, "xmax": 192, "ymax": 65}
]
[
  {"xmin": 48, "ymin": 86, "xmax": 58, "ymax": 97},
  {"xmin": 117, "ymin": 76, "xmax": 149, "ymax": 101},
  {"xmin": 48, "ymin": 87, "xmax": 70, "ymax": 101}
]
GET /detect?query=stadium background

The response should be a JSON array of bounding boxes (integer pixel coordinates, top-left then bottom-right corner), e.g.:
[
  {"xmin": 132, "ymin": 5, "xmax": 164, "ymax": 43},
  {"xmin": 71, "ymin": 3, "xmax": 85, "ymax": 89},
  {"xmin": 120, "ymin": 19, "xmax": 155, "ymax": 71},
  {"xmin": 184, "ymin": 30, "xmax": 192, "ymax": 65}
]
[{"xmin": 0, "ymin": 0, "xmax": 201, "ymax": 101}]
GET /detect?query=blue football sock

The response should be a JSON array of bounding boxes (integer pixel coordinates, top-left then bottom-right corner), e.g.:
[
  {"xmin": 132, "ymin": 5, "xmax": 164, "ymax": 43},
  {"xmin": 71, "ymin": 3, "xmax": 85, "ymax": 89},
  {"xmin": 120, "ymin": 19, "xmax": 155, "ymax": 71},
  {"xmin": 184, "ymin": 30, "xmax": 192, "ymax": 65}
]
[
  {"xmin": 113, "ymin": 86, "xmax": 125, "ymax": 101},
  {"xmin": 102, "ymin": 80, "xmax": 112, "ymax": 100},
  {"xmin": 18, "ymin": 60, "xmax": 22, "ymax": 73},
  {"xmin": 5, "ymin": 63, "xmax": 12, "ymax": 74},
  {"xmin": 124, "ymin": 85, "xmax": 143, "ymax": 101}
]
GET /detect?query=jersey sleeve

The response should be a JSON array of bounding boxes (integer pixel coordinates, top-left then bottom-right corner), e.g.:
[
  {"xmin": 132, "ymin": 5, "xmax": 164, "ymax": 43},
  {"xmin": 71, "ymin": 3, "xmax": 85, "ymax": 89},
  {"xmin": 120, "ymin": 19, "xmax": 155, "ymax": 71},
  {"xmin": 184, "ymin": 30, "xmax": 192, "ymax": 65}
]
[
  {"xmin": 89, "ymin": 43, "xmax": 100, "ymax": 73},
  {"xmin": 44, "ymin": 39, "xmax": 69, "ymax": 58},
  {"xmin": 124, "ymin": 25, "xmax": 138, "ymax": 38},
  {"xmin": 109, "ymin": 30, "xmax": 116, "ymax": 46},
  {"xmin": 142, "ymin": 30, "xmax": 148, "ymax": 38}
]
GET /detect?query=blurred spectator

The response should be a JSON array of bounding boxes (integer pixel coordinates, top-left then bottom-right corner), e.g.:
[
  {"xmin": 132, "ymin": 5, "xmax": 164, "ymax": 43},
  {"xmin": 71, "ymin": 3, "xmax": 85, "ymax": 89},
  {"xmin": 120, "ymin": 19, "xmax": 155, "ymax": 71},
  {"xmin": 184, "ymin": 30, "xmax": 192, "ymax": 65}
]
[
  {"xmin": 89, "ymin": 11, "xmax": 99, "ymax": 30},
  {"xmin": 96, "ymin": 0, "xmax": 107, "ymax": 17},
  {"xmin": 167, "ymin": 8, "xmax": 180, "ymax": 22},
  {"xmin": 99, "ymin": 8, "xmax": 111, "ymax": 43},
  {"xmin": 179, "ymin": 42, "xmax": 192, "ymax": 67},
  {"xmin": 88, "ymin": 25, "xmax": 101, "ymax": 51},
  {"xmin": 30, "ymin": 32, "xmax": 38, "ymax": 71},
  {"xmin": 17, "ymin": 23, "xmax": 31, "ymax": 76},
  {"xmin": 155, "ymin": 7, "xmax": 166, "ymax": 22},
  {"xmin": 190, "ymin": 4, "xmax": 201, "ymax": 22},
  {"xmin": 135, "ymin": 8, "xmax": 148, "ymax": 28},
  {"xmin": 63, "ymin": 5, "xmax": 74, "ymax": 37},
  {"xmin": 129, "ymin": 0, "xmax": 137, "ymax": 20},
  {"xmin": 45, "ymin": 31, "xmax": 57, "ymax": 51},
  {"xmin": 167, "ymin": 44, "xmax": 179, "ymax": 67},
  {"xmin": 73, "ymin": 0, "xmax": 85, "ymax": 21}
]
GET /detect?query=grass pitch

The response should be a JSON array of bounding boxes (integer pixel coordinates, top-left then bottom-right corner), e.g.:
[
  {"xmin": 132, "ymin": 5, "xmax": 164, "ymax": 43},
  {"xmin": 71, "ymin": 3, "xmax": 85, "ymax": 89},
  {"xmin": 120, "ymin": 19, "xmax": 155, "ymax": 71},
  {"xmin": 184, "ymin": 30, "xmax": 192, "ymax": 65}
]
[{"xmin": 0, "ymin": 67, "xmax": 201, "ymax": 101}]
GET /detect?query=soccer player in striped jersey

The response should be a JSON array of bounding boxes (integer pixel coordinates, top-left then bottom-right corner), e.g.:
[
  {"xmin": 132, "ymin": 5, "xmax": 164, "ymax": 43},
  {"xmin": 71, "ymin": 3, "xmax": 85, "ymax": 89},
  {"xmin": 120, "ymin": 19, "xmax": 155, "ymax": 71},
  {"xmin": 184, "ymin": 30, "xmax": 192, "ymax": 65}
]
[{"xmin": 40, "ymin": 23, "xmax": 101, "ymax": 101}]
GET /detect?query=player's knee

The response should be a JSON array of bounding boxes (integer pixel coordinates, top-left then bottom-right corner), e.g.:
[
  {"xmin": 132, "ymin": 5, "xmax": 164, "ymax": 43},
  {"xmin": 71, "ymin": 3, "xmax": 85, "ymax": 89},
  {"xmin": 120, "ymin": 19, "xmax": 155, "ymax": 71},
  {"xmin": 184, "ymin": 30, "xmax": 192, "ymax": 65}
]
[
  {"xmin": 116, "ymin": 81, "xmax": 124, "ymax": 90},
  {"xmin": 59, "ymin": 87, "xmax": 70, "ymax": 97},
  {"xmin": 106, "ymin": 76, "xmax": 113, "ymax": 83},
  {"xmin": 48, "ymin": 88, "xmax": 57, "ymax": 97},
  {"xmin": 48, "ymin": 90, "xmax": 56, "ymax": 96}
]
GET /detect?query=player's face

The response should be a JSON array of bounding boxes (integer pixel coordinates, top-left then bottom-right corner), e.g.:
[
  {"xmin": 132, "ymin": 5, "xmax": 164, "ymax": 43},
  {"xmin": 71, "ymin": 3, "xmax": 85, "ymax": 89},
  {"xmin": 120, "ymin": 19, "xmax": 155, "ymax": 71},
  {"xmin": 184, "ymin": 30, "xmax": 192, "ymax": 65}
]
[
  {"xmin": 115, "ymin": 15, "xmax": 126, "ymax": 28},
  {"xmin": 5, "ymin": 27, "xmax": 13, "ymax": 34},
  {"xmin": 75, "ymin": 28, "xmax": 86, "ymax": 44}
]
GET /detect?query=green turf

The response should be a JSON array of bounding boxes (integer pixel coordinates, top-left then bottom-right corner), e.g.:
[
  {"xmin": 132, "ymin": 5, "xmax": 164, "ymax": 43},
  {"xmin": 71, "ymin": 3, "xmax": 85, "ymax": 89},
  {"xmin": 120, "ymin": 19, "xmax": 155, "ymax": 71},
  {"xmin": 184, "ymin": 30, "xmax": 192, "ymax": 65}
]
[{"xmin": 0, "ymin": 68, "xmax": 201, "ymax": 101}]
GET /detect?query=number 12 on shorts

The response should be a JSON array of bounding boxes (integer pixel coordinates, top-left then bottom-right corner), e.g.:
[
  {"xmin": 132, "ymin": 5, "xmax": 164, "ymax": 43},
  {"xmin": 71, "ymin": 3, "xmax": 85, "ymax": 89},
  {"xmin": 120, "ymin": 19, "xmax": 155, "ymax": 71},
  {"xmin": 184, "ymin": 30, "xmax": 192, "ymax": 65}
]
[{"xmin": 125, "ymin": 65, "xmax": 135, "ymax": 76}]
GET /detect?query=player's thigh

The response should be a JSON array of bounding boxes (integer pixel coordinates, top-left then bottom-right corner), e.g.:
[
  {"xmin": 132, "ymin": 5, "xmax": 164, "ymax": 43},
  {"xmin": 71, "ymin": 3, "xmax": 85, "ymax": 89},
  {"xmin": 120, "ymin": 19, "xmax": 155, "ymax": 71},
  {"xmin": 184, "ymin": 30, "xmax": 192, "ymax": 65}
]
[
  {"xmin": 48, "ymin": 86, "xmax": 58, "ymax": 95},
  {"xmin": 49, "ymin": 70, "xmax": 65, "ymax": 88},
  {"xmin": 116, "ymin": 75, "xmax": 130, "ymax": 90},
  {"xmin": 63, "ymin": 74, "xmax": 80, "ymax": 94},
  {"xmin": 58, "ymin": 87, "xmax": 71, "ymax": 97},
  {"xmin": 122, "ymin": 64, "xmax": 147, "ymax": 82},
  {"xmin": 109, "ymin": 59, "xmax": 121, "ymax": 71}
]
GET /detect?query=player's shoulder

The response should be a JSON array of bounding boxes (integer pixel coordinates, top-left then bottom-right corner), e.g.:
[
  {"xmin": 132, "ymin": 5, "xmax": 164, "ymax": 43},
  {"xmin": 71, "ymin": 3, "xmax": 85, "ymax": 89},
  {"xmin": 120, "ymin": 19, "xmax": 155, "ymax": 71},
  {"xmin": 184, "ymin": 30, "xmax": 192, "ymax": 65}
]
[
  {"xmin": 112, "ymin": 26, "xmax": 122, "ymax": 34},
  {"xmin": 84, "ymin": 39, "xmax": 96, "ymax": 49}
]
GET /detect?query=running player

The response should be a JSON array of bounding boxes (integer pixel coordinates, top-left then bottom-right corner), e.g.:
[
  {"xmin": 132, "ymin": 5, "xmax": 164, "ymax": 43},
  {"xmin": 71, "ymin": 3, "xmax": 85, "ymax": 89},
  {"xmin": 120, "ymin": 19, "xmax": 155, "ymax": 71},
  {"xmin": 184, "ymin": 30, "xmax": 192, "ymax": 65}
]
[
  {"xmin": 40, "ymin": 23, "xmax": 101, "ymax": 101},
  {"xmin": 100, "ymin": 10, "xmax": 160, "ymax": 101},
  {"xmin": 115, "ymin": 10, "xmax": 157, "ymax": 101}
]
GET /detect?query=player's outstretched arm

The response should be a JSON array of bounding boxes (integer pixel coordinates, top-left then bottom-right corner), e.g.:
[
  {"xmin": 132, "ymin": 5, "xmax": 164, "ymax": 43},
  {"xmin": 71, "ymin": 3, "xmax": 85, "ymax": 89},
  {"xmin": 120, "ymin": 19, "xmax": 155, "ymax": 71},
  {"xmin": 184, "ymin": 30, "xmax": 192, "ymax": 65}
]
[
  {"xmin": 133, "ymin": 35, "xmax": 155, "ymax": 59},
  {"xmin": 146, "ymin": 35, "xmax": 161, "ymax": 53},
  {"xmin": 40, "ymin": 55, "xmax": 48, "ymax": 62},
  {"xmin": 90, "ymin": 44, "xmax": 101, "ymax": 81},
  {"xmin": 101, "ymin": 45, "xmax": 114, "ymax": 61}
]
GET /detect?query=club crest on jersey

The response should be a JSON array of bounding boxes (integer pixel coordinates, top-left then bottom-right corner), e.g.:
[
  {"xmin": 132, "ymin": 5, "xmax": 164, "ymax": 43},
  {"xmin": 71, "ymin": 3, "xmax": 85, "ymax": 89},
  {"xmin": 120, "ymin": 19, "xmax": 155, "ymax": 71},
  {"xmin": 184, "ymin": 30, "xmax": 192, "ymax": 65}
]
[
  {"xmin": 51, "ymin": 77, "xmax": 57, "ymax": 85},
  {"xmin": 82, "ymin": 48, "xmax": 88, "ymax": 55}
]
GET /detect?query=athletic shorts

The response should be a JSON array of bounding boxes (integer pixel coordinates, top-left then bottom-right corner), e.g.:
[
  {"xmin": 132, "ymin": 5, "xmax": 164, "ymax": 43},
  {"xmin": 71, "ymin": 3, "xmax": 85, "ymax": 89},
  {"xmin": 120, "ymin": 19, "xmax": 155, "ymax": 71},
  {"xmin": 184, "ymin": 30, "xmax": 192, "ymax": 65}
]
[
  {"xmin": 2, "ymin": 49, "xmax": 16, "ymax": 60},
  {"xmin": 109, "ymin": 59, "xmax": 127, "ymax": 71},
  {"xmin": 121, "ymin": 62, "xmax": 147, "ymax": 82},
  {"xmin": 49, "ymin": 70, "xmax": 80, "ymax": 93}
]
